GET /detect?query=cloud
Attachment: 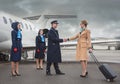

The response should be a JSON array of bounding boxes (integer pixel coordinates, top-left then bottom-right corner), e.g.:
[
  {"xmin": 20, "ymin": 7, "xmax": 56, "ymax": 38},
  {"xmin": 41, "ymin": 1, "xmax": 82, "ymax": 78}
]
[
  {"xmin": 0, "ymin": 0, "xmax": 120, "ymax": 38},
  {"xmin": 15, "ymin": 0, "xmax": 33, "ymax": 15}
]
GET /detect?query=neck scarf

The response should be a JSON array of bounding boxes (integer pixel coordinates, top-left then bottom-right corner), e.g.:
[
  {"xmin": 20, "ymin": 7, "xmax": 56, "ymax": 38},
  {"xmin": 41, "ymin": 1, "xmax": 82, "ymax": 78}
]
[
  {"xmin": 40, "ymin": 35, "xmax": 45, "ymax": 42},
  {"xmin": 80, "ymin": 28, "xmax": 85, "ymax": 33},
  {"xmin": 17, "ymin": 30, "xmax": 21, "ymax": 39}
]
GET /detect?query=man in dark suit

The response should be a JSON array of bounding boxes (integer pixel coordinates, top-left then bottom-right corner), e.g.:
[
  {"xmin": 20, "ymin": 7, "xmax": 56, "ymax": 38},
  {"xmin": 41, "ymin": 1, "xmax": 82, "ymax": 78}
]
[{"xmin": 46, "ymin": 20, "xmax": 67, "ymax": 75}]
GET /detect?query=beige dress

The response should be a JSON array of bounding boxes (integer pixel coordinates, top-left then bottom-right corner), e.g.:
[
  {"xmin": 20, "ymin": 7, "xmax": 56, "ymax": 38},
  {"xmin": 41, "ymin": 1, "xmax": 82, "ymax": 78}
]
[{"xmin": 69, "ymin": 29, "xmax": 92, "ymax": 61}]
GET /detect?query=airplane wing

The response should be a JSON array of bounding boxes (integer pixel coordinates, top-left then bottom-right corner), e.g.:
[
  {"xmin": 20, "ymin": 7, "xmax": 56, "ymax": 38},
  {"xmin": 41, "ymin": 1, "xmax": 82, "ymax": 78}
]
[{"xmin": 60, "ymin": 39, "xmax": 120, "ymax": 47}]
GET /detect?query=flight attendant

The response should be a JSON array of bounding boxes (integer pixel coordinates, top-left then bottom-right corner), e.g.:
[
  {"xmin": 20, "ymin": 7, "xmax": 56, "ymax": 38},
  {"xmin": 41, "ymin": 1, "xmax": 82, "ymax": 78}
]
[
  {"xmin": 68, "ymin": 20, "xmax": 92, "ymax": 77},
  {"xmin": 10, "ymin": 22, "xmax": 22, "ymax": 76},
  {"xmin": 35, "ymin": 29, "xmax": 46, "ymax": 70}
]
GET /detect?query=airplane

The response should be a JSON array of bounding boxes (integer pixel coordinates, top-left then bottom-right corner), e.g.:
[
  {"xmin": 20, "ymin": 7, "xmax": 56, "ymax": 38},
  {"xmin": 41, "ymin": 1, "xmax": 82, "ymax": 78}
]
[
  {"xmin": 0, "ymin": 11, "xmax": 77, "ymax": 60},
  {"xmin": 0, "ymin": 11, "xmax": 120, "ymax": 61}
]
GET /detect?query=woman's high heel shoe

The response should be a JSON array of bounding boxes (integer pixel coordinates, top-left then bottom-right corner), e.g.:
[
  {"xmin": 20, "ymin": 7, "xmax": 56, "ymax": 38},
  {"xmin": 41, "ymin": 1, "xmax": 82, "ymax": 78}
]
[
  {"xmin": 86, "ymin": 72, "xmax": 88, "ymax": 76},
  {"xmin": 40, "ymin": 68, "xmax": 43, "ymax": 70},
  {"xmin": 80, "ymin": 75, "xmax": 86, "ymax": 77},
  {"xmin": 12, "ymin": 74, "xmax": 16, "ymax": 76},
  {"xmin": 11, "ymin": 72, "xmax": 16, "ymax": 77},
  {"xmin": 80, "ymin": 72, "xmax": 88, "ymax": 77},
  {"xmin": 15, "ymin": 71, "xmax": 21, "ymax": 76},
  {"xmin": 36, "ymin": 68, "xmax": 40, "ymax": 70}
]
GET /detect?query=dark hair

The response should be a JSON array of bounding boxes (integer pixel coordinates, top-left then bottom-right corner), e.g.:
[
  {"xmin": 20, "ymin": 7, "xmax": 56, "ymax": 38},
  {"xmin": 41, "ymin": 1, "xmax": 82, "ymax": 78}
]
[
  {"xmin": 38, "ymin": 29, "xmax": 43, "ymax": 35},
  {"xmin": 11, "ymin": 22, "xmax": 20, "ymax": 31}
]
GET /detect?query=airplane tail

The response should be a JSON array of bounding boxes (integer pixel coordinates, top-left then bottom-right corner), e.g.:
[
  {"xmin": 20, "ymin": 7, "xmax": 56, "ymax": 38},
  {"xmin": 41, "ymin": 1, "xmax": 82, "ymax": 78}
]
[
  {"xmin": 23, "ymin": 14, "xmax": 77, "ymax": 29},
  {"xmin": 36, "ymin": 15, "xmax": 49, "ymax": 29}
]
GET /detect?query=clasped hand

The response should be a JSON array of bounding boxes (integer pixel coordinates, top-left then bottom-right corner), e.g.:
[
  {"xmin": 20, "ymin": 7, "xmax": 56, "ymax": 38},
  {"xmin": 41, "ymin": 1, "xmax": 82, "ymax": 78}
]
[{"xmin": 63, "ymin": 38, "xmax": 69, "ymax": 42}]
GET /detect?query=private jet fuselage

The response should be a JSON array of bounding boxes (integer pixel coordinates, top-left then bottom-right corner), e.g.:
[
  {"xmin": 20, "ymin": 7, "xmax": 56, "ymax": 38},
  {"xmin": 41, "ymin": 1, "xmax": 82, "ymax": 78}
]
[
  {"xmin": 0, "ymin": 12, "xmax": 119, "ymax": 52},
  {"xmin": 0, "ymin": 12, "xmax": 38, "ymax": 52}
]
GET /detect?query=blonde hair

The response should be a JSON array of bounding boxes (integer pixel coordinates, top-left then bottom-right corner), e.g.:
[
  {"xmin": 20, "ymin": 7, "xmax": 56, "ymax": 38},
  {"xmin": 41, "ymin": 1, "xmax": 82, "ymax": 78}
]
[{"xmin": 81, "ymin": 20, "xmax": 88, "ymax": 27}]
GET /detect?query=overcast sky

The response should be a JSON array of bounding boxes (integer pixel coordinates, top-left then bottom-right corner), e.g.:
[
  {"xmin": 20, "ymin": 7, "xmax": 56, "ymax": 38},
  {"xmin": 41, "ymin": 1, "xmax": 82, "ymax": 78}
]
[{"xmin": 0, "ymin": 0, "xmax": 120, "ymax": 38}]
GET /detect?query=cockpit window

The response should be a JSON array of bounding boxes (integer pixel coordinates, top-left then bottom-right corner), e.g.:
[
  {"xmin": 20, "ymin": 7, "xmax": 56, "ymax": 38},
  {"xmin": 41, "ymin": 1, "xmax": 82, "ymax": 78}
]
[{"xmin": 3, "ymin": 17, "xmax": 7, "ymax": 24}]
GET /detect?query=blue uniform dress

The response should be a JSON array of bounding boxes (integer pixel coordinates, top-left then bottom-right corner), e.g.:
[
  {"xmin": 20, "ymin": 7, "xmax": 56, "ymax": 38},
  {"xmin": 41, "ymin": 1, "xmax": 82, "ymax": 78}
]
[
  {"xmin": 10, "ymin": 22, "xmax": 22, "ymax": 62},
  {"xmin": 35, "ymin": 35, "xmax": 46, "ymax": 59}
]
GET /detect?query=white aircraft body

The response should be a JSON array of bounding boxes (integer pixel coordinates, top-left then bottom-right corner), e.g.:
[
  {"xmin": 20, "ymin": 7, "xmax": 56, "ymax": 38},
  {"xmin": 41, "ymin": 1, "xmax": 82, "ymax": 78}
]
[
  {"xmin": 0, "ymin": 12, "xmax": 39, "ymax": 52},
  {"xmin": 0, "ymin": 11, "xmax": 120, "ymax": 60},
  {"xmin": 0, "ymin": 12, "xmax": 77, "ymax": 55}
]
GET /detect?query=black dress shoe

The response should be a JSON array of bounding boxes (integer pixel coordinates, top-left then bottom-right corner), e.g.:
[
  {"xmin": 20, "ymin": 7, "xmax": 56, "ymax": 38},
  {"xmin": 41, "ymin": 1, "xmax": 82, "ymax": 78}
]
[
  {"xmin": 46, "ymin": 72, "xmax": 53, "ymax": 76},
  {"xmin": 56, "ymin": 72, "xmax": 65, "ymax": 75}
]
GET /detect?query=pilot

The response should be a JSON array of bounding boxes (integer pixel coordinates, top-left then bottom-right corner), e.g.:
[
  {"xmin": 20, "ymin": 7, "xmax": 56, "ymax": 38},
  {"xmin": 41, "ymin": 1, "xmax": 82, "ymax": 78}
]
[
  {"xmin": 46, "ymin": 20, "xmax": 67, "ymax": 75},
  {"xmin": 35, "ymin": 29, "xmax": 46, "ymax": 70},
  {"xmin": 10, "ymin": 22, "xmax": 22, "ymax": 76},
  {"xmin": 67, "ymin": 20, "xmax": 93, "ymax": 77}
]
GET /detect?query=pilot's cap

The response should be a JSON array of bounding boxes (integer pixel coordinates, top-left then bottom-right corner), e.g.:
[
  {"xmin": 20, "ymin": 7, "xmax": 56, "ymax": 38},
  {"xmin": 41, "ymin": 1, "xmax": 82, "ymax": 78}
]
[{"xmin": 51, "ymin": 20, "xmax": 59, "ymax": 24}]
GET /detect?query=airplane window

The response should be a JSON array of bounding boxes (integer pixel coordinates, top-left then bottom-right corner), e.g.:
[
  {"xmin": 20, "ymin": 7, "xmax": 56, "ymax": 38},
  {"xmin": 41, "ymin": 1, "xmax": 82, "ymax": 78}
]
[
  {"xmin": 3, "ymin": 17, "xmax": 7, "ymax": 24},
  {"xmin": 25, "ymin": 24, "xmax": 28, "ymax": 29},
  {"xmin": 29, "ymin": 25, "xmax": 32, "ymax": 30},
  {"xmin": 9, "ymin": 18, "xmax": 13, "ymax": 24}
]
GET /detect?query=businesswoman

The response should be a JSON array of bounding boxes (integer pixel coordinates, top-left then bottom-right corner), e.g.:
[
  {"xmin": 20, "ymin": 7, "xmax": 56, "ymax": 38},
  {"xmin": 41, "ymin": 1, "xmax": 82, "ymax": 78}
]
[
  {"xmin": 68, "ymin": 20, "xmax": 92, "ymax": 77},
  {"xmin": 10, "ymin": 22, "xmax": 22, "ymax": 76},
  {"xmin": 35, "ymin": 29, "xmax": 46, "ymax": 70}
]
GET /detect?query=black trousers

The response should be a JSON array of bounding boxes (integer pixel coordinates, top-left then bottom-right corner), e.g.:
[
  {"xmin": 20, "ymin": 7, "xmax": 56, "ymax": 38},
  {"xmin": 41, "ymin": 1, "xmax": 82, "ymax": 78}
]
[{"xmin": 46, "ymin": 62, "xmax": 60, "ymax": 73}]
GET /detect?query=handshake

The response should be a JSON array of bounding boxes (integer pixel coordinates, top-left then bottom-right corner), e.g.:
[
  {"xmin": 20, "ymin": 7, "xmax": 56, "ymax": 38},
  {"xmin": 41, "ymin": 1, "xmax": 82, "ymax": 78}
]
[{"xmin": 63, "ymin": 38, "xmax": 69, "ymax": 42}]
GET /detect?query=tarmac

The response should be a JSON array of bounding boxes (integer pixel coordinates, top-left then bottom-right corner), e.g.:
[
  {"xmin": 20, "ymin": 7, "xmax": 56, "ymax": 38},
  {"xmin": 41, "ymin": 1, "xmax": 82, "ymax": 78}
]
[
  {"xmin": 0, "ymin": 62, "xmax": 120, "ymax": 84},
  {"xmin": 27, "ymin": 50, "xmax": 120, "ymax": 63},
  {"xmin": 61, "ymin": 50, "xmax": 120, "ymax": 63},
  {"xmin": 0, "ymin": 50, "xmax": 120, "ymax": 84}
]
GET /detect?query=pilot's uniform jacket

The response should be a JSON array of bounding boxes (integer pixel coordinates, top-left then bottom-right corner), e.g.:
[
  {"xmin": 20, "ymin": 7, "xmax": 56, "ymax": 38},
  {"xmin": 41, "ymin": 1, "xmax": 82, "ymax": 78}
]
[
  {"xmin": 69, "ymin": 29, "xmax": 92, "ymax": 61},
  {"xmin": 47, "ymin": 28, "xmax": 63, "ymax": 63}
]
